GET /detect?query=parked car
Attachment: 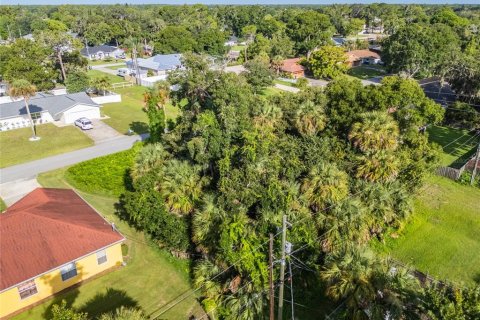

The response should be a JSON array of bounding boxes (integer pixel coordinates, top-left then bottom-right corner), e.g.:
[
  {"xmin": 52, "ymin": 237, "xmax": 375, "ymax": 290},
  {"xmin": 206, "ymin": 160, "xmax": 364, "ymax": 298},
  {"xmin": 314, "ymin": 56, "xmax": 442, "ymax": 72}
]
[
  {"xmin": 74, "ymin": 117, "xmax": 93, "ymax": 130},
  {"xmin": 117, "ymin": 68, "xmax": 134, "ymax": 77},
  {"xmin": 115, "ymin": 53, "xmax": 126, "ymax": 59}
]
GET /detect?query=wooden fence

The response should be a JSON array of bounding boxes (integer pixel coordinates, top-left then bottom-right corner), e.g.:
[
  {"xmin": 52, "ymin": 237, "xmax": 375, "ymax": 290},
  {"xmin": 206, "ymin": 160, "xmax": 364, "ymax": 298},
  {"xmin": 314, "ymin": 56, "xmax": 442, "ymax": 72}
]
[{"xmin": 436, "ymin": 166, "xmax": 464, "ymax": 180}]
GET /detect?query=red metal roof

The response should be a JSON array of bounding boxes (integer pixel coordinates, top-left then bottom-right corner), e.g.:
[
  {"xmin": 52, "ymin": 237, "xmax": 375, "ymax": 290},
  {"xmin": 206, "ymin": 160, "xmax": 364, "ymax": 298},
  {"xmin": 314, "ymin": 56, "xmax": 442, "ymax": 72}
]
[
  {"xmin": 280, "ymin": 58, "xmax": 305, "ymax": 73},
  {"xmin": 0, "ymin": 188, "xmax": 124, "ymax": 291}
]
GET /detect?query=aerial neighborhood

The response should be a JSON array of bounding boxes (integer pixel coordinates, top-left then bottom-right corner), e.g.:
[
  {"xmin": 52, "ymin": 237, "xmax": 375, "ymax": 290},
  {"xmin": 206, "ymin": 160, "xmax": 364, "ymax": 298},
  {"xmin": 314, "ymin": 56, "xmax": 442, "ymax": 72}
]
[{"xmin": 0, "ymin": 2, "xmax": 479, "ymax": 320}]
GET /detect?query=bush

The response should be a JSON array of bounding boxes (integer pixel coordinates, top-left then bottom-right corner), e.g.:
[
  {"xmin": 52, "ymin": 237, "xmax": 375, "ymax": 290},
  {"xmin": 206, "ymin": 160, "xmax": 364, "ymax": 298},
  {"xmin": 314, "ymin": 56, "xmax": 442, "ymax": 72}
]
[
  {"xmin": 457, "ymin": 170, "xmax": 480, "ymax": 188},
  {"xmin": 147, "ymin": 69, "xmax": 154, "ymax": 77},
  {"xmin": 121, "ymin": 189, "xmax": 190, "ymax": 251},
  {"xmin": 295, "ymin": 77, "xmax": 309, "ymax": 89},
  {"xmin": 65, "ymin": 144, "xmax": 141, "ymax": 196}
]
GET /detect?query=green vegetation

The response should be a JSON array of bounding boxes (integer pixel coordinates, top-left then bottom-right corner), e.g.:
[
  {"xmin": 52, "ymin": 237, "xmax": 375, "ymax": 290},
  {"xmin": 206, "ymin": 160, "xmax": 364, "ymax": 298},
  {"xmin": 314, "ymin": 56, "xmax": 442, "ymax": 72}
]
[
  {"xmin": 273, "ymin": 79, "xmax": 296, "ymax": 87},
  {"xmin": 427, "ymin": 125, "xmax": 478, "ymax": 167},
  {"xmin": 231, "ymin": 45, "xmax": 246, "ymax": 51},
  {"xmin": 0, "ymin": 124, "xmax": 93, "ymax": 168},
  {"xmin": 13, "ymin": 167, "xmax": 203, "ymax": 320},
  {"xmin": 347, "ymin": 65, "xmax": 386, "ymax": 80},
  {"xmin": 65, "ymin": 145, "xmax": 141, "ymax": 197},
  {"xmin": 87, "ymin": 70, "xmax": 124, "ymax": 84},
  {"xmin": 374, "ymin": 175, "xmax": 480, "ymax": 285},
  {"xmin": 0, "ymin": 198, "xmax": 6, "ymax": 212},
  {"xmin": 102, "ymin": 86, "xmax": 181, "ymax": 135},
  {"xmin": 88, "ymin": 60, "xmax": 124, "ymax": 66}
]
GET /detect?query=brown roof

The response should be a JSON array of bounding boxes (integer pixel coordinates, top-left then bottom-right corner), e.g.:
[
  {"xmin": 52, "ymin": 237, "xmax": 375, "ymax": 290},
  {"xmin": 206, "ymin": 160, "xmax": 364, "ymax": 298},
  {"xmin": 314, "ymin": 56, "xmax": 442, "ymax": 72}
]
[
  {"xmin": 346, "ymin": 50, "xmax": 381, "ymax": 62},
  {"xmin": 0, "ymin": 188, "xmax": 124, "ymax": 291},
  {"xmin": 280, "ymin": 58, "xmax": 305, "ymax": 73}
]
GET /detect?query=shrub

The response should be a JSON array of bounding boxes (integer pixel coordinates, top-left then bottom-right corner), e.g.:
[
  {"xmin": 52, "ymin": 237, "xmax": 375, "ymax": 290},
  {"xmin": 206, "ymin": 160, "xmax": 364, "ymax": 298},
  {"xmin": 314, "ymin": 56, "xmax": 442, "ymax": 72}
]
[
  {"xmin": 65, "ymin": 144, "xmax": 141, "ymax": 196},
  {"xmin": 295, "ymin": 77, "xmax": 309, "ymax": 89}
]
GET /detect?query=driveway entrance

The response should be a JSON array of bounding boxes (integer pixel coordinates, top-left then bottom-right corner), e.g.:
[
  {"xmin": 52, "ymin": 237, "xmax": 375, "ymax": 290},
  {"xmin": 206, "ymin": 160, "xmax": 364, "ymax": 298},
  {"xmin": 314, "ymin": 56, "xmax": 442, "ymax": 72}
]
[{"xmin": 80, "ymin": 120, "xmax": 122, "ymax": 143}]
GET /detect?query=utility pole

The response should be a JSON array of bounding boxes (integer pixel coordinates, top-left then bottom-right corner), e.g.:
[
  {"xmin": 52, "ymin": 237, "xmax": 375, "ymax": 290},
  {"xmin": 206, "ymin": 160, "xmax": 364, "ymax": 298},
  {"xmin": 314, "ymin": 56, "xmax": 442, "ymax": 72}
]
[
  {"xmin": 470, "ymin": 142, "xmax": 480, "ymax": 185},
  {"xmin": 269, "ymin": 233, "xmax": 275, "ymax": 320},
  {"xmin": 277, "ymin": 214, "xmax": 287, "ymax": 320}
]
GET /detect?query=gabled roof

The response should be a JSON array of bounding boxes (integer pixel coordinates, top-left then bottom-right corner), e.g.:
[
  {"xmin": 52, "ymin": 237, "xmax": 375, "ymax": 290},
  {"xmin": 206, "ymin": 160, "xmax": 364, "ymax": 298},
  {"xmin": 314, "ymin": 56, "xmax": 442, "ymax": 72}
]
[
  {"xmin": 0, "ymin": 188, "xmax": 124, "ymax": 291},
  {"xmin": 0, "ymin": 92, "xmax": 99, "ymax": 120},
  {"xmin": 346, "ymin": 50, "xmax": 381, "ymax": 62},
  {"xmin": 127, "ymin": 53, "xmax": 182, "ymax": 72},
  {"xmin": 280, "ymin": 58, "xmax": 305, "ymax": 73},
  {"xmin": 80, "ymin": 45, "xmax": 123, "ymax": 56},
  {"xmin": 332, "ymin": 37, "xmax": 347, "ymax": 46}
]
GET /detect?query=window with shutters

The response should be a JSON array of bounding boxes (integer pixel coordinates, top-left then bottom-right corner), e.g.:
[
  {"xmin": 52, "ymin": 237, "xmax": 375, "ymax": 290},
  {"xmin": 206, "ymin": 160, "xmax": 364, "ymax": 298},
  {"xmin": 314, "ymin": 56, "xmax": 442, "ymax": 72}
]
[
  {"xmin": 61, "ymin": 262, "xmax": 77, "ymax": 281},
  {"xmin": 17, "ymin": 280, "xmax": 38, "ymax": 299},
  {"xmin": 96, "ymin": 249, "xmax": 107, "ymax": 265}
]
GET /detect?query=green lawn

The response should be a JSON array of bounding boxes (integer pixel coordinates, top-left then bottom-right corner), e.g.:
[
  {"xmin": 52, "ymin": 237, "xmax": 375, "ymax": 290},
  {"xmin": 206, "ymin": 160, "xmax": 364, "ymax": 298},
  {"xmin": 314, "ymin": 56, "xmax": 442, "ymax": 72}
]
[
  {"xmin": 13, "ymin": 167, "xmax": 204, "ymax": 320},
  {"xmin": 427, "ymin": 125, "xmax": 479, "ymax": 167},
  {"xmin": 0, "ymin": 197, "xmax": 6, "ymax": 212},
  {"xmin": 0, "ymin": 124, "xmax": 93, "ymax": 168},
  {"xmin": 231, "ymin": 45, "xmax": 246, "ymax": 51},
  {"xmin": 274, "ymin": 79, "xmax": 296, "ymax": 87},
  {"xmin": 261, "ymin": 86, "xmax": 283, "ymax": 97},
  {"xmin": 347, "ymin": 65, "xmax": 386, "ymax": 80},
  {"xmin": 87, "ymin": 70, "xmax": 125, "ymax": 84},
  {"xmin": 88, "ymin": 60, "xmax": 125, "ymax": 66},
  {"xmin": 102, "ymin": 86, "xmax": 181, "ymax": 135},
  {"xmin": 374, "ymin": 174, "xmax": 480, "ymax": 285},
  {"xmin": 107, "ymin": 65, "xmax": 124, "ymax": 70}
]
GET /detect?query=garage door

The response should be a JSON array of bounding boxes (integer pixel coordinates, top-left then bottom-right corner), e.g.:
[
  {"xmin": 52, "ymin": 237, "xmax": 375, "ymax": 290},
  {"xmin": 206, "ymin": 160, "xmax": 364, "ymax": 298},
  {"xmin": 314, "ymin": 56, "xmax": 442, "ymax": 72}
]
[{"xmin": 63, "ymin": 107, "xmax": 100, "ymax": 124}]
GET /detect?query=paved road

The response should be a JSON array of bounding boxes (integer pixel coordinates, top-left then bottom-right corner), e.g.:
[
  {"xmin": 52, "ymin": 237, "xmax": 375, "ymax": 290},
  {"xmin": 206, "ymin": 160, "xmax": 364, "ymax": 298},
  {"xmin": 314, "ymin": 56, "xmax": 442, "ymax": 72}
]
[
  {"xmin": 0, "ymin": 134, "xmax": 148, "ymax": 183},
  {"xmin": 91, "ymin": 62, "xmax": 126, "ymax": 75},
  {"xmin": 274, "ymin": 83, "xmax": 300, "ymax": 93}
]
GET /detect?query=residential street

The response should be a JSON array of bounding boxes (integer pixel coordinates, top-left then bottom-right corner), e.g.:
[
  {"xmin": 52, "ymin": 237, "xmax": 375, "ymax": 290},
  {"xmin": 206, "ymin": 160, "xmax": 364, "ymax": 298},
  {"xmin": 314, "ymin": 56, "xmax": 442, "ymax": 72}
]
[{"xmin": 0, "ymin": 134, "xmax": 148, "ymax": 184}]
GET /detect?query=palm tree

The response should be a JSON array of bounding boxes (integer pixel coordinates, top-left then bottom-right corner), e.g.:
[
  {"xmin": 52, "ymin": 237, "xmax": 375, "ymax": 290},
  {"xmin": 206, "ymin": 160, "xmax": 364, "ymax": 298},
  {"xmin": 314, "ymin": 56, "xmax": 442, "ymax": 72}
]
[
  {"xmin": 192, "ymin": 193, "xmax": 226, "ymax": 253},
  {"xmin": 143, "ymin": 81, "xmax": 170, "ymax": 133},
  {"xmin": 301, "ymin": 162, "xmax": 349, "ymax": 211},
  {"xmin": 130, "ymin": 143, "xmax": 169, "ymax": 182},
  {"xmin": 322, "ymin": 247, "xmax": 378, "ymax": 319},
  {"xmin": 8, "ymin": 79, "xmax": 39, "ymax": 141},
  {"xmin": 98, "ymin": 307, "xmax": 146, "ymax": 320},
  {"xmin": 349, "ymin": 111, "xmax": 399, "ymax": 153},
  {"xmin": 293, "ymin": 101, "xmax": 327, "ymax": 136},
  {"xmin": 270, "ymin": 55, "xmax": 284, "ymax": 76},
  {"xmin": 90, "ymin": 76, "xmax": 110, "ymax": 96},
  {"xmin": 159, "ymin": 160, "xmax": 206, "ymax": 215},
  {"xmin": 355, "ymin": 151, "xmax": 400, "ymax": 182}
]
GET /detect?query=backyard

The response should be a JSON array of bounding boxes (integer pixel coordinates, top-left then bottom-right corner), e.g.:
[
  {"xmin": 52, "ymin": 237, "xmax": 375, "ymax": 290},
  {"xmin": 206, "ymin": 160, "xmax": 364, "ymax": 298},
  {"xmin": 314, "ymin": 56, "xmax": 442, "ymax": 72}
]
[
  {"xmin": 347, "ymin": 65, "xmax": 386, "ymax": 80},
  {"xmin": 0, "ymin": 124, "xmax": 93, "ymax": 168},
  {"xmin": 374, "ymin": 125, "xmax": 480, "ymax": 285},
  {"xmin": 13, "ymin": 163, "xmax": 204, "ymax": 319},
  {"xmin": 87, "ymin": 70, "xmax": 125, "ymax": 84},
  {"xmin": 102, "ymin": 86, "xmax": 181, "ymax": 135}
]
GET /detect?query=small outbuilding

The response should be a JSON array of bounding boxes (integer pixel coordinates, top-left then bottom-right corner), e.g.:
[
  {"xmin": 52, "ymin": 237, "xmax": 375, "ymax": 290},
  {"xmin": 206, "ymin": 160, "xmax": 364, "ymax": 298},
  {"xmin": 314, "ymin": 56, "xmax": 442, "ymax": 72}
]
[{"xmin": 280, "ymin": 58, "xmax": 306, "ymax": 79}]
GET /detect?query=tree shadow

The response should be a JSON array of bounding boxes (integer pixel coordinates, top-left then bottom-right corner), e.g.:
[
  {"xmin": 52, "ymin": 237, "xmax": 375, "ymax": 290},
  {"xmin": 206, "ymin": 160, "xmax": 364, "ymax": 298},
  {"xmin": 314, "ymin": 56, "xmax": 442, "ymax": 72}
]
[
  {"xmin": 129, "ymin": 121, "xmax": 149, "ymax": 135},
  {"xmin": 473, "ymin": 272, "xmax": 480, "ymax": 285},
  {"xmin": 77, "ymin": 287, "xmax": 139, "ymax": 318},
  {"xmin": 40, "ymin": 264, "xmax": 85, "ymax": 319}
]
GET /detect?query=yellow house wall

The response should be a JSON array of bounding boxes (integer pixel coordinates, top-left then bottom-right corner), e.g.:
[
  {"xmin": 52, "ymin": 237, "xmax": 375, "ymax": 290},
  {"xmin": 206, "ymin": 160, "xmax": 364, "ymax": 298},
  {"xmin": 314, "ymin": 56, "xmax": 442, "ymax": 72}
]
[{"xmin": 0, "ymin": 243, "xmax": 123, "ymax": 319}]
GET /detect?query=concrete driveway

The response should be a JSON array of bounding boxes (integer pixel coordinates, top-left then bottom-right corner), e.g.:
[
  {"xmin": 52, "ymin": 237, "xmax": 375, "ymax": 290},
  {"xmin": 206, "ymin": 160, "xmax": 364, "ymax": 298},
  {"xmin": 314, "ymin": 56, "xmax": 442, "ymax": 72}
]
[{"xmin": 80, "ymin": 120, "xmax": 122, "ymax": 143}]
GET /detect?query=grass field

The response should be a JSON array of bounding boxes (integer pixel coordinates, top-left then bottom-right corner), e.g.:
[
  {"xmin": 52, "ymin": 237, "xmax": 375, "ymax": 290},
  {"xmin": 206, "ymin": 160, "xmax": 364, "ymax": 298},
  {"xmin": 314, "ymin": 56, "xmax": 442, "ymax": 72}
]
[
  {"xmin": 261, "ymin": 86, "xmax": 284, "ymax": 97},
  {"xmin": 0, "ymin": 124, "xmax": 93, "ymax": 168},
  {"xmin": 347, "ymin": 65, "xmax": 386, "ymax": 80},
  {"xmin": 102, "ymin": 86, "xmax": 181, "ymax": 135},
  {"xmin": 274, "ymin": 79, "xmax": 296, "ymax": 87},
  {"xmin": 231, "ymin": 44, "xmax": 246, "ymax": 51},
  {"xmin": 375, "ymin": 174, "xmax": 480, "ymax": 285},
  {"xmin": 427, "ymin": 125, "xmax": 479, "ymax": 167},
  {"xmin": 88, "ymin": 60, "xmax": 125, "ymax": 66},
  {"xmin": 13, "ymin": 167, "xmax": 204, "ymax": 320},
  {"xmin": 0, "ymin": 197, "xmax": 6, "ymax": 212},
  {"xmin": 87, "ymin": 70, "xmax": 125, "ymax": 84}
]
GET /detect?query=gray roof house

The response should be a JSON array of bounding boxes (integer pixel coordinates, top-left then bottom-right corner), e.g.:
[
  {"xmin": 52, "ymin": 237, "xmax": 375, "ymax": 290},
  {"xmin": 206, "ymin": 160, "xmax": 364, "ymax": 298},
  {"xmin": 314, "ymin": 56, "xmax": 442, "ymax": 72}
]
[
  {"xmin": 126, "ymin": 54, "xmax": 182, "ymax": 77},
  {"xmin": 81, "ymin": 45, "xmax": 125, "ymax": 60},
  {"xmin": 0, "ymin": 92, "xmax": 101, "ymax": 130}
]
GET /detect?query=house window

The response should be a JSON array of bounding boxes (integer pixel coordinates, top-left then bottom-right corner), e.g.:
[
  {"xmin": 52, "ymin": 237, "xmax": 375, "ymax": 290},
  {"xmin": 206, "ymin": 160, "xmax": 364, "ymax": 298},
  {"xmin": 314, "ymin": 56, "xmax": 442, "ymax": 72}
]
[
  {"xmin": 30, "ymin": 112, "xmax": 42, "ymax": 120},
  {"xmin": 18, "ymin": 280, "xmax": 38, "ymax": 300},
  {"xmin": 61, "ymin": 262, "xmax": 77, "ymax": 281},
  {"xmin": 96, "ymin": 250, "xmax": 107, "ymax": 265}
]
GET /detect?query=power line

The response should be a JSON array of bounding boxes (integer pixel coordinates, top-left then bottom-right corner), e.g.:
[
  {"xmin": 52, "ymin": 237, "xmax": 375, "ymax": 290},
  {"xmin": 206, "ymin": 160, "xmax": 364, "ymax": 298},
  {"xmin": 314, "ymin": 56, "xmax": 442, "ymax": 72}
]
[{"xmin": 151, "ymin": 127, "xmax": 471, "ymax": 318}]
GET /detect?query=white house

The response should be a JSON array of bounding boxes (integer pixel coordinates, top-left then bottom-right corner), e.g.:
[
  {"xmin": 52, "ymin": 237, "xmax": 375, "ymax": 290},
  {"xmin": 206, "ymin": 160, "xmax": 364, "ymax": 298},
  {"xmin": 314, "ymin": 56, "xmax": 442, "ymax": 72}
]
[
  {"xmin": 0, "ymin": 92, "xmax": 101, "ymax": 131},
  {"xmin": 224, "ymin": 35, "xmax": 238, "ymax": 47},
  {"xmin": 81, "ymin": 45, "xmax": 125, "ymax": 60}
]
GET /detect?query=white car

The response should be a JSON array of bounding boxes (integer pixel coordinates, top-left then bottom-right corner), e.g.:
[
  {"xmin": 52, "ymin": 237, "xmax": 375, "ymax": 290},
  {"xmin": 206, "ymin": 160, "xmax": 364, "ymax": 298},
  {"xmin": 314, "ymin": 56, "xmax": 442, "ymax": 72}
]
[{"xmin": 74, "ymin": 118, "xmax": 93, "ymax": 130}]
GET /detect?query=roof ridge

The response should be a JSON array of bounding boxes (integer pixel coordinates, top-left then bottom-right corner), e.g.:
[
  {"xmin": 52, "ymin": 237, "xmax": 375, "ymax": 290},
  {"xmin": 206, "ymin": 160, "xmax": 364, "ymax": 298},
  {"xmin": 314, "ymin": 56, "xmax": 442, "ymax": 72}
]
[{"xmin": 21, "ymin": 207, "xmax": 118, "ymax": 237}]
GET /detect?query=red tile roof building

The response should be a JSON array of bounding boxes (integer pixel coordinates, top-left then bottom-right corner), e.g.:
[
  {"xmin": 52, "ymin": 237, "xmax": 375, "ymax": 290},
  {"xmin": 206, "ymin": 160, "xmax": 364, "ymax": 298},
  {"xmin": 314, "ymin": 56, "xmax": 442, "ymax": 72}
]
[
  {"xmin": 0, "ymin": 188, "xmax": 124, "ymax": 291},
  {"xmin": 280, "ymin": 58, "xmax": 305, "ymax": 78},
  {"xmin": 346, "ymin": 50, "xmax": 381, "ymax": 67}
]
